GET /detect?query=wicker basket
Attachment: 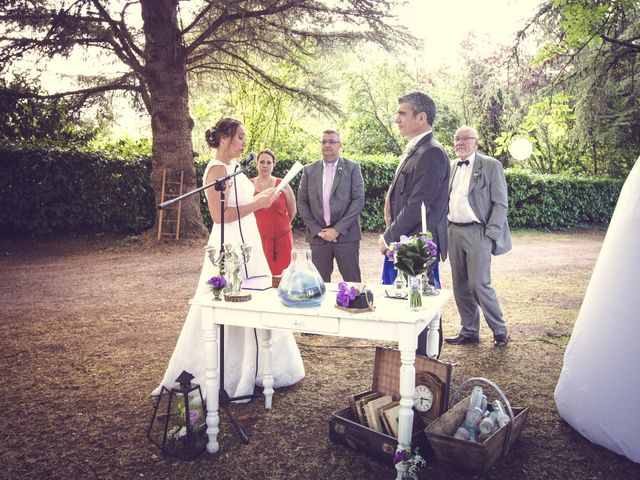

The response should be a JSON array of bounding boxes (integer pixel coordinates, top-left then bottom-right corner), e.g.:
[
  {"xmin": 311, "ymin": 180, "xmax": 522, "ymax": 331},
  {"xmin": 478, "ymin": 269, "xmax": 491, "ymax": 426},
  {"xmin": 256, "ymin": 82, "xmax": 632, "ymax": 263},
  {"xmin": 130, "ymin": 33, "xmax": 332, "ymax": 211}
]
[{"xmin": 424, "ymin": 377, "xmax": 529, "ymax": 474}]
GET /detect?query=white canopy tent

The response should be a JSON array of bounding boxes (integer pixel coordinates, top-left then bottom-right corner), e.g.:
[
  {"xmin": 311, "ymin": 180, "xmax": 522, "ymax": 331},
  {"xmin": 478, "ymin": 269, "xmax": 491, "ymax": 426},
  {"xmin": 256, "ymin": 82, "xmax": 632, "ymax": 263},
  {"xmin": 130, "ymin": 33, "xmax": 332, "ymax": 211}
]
[{"xmin": 555, "ymin": 157, "xmax": 640, "ymax": 463}]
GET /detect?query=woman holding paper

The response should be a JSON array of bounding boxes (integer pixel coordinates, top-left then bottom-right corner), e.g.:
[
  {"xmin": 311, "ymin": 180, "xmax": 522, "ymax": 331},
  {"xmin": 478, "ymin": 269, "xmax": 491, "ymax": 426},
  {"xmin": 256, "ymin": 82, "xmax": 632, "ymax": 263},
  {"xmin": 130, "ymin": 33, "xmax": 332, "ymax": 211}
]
[
  {"xmin": 152, "ymin": 118, "xmax": 304, "ymax": 401},
  {"xmin": 251, "ymin": 149, "xmax": 296, "ymax": 275}
]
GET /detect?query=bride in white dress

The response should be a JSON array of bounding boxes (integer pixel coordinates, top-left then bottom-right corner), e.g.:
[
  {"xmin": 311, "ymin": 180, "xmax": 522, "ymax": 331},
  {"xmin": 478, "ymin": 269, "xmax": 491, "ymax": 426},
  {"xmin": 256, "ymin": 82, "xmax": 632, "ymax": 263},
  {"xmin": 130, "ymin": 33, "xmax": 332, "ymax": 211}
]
[{"xmin": 152, "ymin": 117, "xmax": 305, "ymax": 399}]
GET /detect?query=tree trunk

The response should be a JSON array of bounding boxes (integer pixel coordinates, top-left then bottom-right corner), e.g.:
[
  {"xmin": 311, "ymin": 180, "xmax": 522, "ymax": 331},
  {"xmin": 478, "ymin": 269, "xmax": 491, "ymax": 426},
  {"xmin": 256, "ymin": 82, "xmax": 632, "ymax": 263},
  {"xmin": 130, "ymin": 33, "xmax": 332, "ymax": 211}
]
[{"xmin": 140, "ymin": 0, "xmax": 206, "ymax": 238}]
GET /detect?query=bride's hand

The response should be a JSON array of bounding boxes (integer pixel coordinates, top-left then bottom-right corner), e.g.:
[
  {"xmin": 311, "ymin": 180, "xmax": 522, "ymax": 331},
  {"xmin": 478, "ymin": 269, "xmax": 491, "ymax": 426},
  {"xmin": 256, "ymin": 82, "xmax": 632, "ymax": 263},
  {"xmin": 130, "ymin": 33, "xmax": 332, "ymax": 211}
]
[{"xmin": 253, "ymin": 187, "xmax": 280, "ymax": 210}]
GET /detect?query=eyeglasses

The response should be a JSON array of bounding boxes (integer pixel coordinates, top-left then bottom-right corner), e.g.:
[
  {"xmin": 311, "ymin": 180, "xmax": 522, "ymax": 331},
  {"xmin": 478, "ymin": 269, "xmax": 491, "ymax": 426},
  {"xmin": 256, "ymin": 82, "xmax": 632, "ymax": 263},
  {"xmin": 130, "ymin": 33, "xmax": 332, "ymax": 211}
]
[
  {"xmin": 320, "ymin": 140, "xmax": 341, "ymax": 145},
  {"xmin": 454, "ymin": 136, "xmax": 477, "ymax": 143}
]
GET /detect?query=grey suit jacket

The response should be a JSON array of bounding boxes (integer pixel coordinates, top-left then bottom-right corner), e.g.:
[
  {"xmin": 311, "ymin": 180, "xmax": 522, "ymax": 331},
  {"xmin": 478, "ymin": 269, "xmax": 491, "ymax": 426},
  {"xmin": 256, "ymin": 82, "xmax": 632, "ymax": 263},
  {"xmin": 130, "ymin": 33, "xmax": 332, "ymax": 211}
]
[
  {"xmin": 384, "ymin": 132, "xmax": 451, "ymax": 261},
  {"xmin": 297, "ymin": 157, "xmax": 365, "ymax": 245},
  {"xmin": 449, "ymin": 152, "xmax": 512, "ymax": 255}
]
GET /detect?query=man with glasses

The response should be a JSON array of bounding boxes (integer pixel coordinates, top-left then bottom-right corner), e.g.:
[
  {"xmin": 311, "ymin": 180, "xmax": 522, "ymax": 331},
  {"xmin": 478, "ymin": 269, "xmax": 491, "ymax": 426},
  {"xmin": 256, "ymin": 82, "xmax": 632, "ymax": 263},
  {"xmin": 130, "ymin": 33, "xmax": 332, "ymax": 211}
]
[
  {"xmin": 445, "ymin": 125, "xmax": 511, "ymax": 348},
  {"xmin": 297, "ymin": 129, "xmax": 364, "ymax": 282},
  {"xmin": 379, "ymin": 91, "xmax": 450, "ymax": 356}
]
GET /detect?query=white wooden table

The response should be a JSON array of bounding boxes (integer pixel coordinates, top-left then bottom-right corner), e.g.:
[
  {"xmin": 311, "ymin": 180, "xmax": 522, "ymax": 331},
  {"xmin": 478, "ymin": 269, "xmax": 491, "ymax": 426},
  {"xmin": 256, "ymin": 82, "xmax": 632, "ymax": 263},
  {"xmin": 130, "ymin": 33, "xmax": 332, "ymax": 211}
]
[{"xmin": 191, "ymin": 284, "xmax": 451, "ymax": 479}]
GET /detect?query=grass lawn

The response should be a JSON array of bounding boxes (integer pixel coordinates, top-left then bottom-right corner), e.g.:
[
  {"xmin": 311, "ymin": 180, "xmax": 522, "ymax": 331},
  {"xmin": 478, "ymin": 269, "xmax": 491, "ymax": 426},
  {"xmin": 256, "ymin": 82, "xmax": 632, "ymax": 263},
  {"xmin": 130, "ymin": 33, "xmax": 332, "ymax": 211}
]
[{"xmin": 1, "ymin": 229, "xmax": 639, "ymax": 479}]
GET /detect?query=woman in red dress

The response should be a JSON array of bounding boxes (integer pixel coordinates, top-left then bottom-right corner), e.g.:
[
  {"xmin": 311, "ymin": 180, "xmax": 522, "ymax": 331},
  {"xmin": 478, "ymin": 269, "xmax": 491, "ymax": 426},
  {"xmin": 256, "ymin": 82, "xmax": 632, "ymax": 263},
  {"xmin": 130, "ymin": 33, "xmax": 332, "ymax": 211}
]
[{"xmin": 251, "ymin": 149, "xmax": 297, "ymax": 275}]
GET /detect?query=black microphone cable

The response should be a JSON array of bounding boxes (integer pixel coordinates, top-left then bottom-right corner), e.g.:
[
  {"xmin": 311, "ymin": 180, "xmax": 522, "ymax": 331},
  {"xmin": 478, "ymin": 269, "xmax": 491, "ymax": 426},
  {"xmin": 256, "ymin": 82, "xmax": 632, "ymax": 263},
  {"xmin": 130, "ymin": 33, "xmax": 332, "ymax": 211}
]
[
  {"xmin": 232, "ymin": 162, "xmax": 249, "ymax": 279},
  {"xmin": 232, "ymin": 157, "xmax": 259, "ymax": 387}
]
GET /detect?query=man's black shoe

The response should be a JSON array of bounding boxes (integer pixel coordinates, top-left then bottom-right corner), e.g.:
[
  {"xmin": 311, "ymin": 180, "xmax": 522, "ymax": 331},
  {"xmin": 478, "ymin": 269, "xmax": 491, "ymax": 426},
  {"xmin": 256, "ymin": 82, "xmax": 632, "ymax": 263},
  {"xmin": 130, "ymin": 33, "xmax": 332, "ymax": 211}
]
[
  {"xmin": 493, "ymin": 334, "xmax": 509, "ymax": 347},
  {"xmin": 444, "ymin": 334, "xmax": 480, "ymax": 345}
]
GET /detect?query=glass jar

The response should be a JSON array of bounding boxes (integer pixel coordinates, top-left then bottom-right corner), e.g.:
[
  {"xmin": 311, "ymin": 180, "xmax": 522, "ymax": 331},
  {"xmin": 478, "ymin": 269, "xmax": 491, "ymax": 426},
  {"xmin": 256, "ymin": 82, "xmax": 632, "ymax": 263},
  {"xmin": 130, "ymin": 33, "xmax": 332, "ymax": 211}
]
[
  {"xmin": 277, "ymin": 250, "xmax": 326, "ymax": 307},
  {"xmin": 407, "ymin": 275, "xmax": 423, "ymax": 310}
]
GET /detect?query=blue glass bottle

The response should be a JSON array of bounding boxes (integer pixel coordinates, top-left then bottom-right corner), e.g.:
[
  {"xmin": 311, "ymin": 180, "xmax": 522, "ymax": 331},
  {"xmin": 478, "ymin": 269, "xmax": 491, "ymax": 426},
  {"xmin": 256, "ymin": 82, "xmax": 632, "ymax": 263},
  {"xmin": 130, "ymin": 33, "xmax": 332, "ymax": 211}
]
[{"xmin": 277, "ymin": 250, "xmax": 326, "ymax": 308}]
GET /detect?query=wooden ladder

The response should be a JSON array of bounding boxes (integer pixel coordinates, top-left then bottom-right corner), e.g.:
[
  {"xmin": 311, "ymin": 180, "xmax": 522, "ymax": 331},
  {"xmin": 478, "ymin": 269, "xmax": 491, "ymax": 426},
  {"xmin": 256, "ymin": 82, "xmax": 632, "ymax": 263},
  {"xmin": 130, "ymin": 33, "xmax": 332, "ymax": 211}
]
[{"xmin": 157, "ymin": 169, "xmax": 184, "ymax": 241}]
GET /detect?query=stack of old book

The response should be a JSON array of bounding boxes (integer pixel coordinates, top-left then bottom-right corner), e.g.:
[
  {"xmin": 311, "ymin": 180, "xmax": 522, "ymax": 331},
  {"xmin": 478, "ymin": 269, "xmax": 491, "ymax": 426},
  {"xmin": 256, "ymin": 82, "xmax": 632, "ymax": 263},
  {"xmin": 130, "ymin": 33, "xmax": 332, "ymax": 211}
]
[{"xmin": 348, "ymin": 392, "xmax": 401, "ymax": 437}]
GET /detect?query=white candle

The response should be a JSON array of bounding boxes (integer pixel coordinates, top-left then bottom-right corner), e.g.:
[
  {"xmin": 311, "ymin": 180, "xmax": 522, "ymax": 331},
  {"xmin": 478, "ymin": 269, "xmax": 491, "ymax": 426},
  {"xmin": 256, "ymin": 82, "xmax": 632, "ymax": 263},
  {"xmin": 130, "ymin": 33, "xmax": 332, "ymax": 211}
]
[{"xmin": 421, "ymin": 202, "xmax": 427, "ymax": 233}]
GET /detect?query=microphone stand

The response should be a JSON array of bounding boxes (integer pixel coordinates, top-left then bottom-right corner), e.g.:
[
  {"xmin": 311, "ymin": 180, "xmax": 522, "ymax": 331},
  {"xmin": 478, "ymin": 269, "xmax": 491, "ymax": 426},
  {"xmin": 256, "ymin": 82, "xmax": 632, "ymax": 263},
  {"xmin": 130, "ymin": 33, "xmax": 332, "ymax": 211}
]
[
  {"xmin": 214, "ymin": 166, "xmax": 260, "ymax": 444},
  {"xmin": 157, "ymin": 156, "xmax": 254, "ymax": 210},
  {"xmin": 158, "ymin": 164, "xmax": 258, "ymax": 443}
]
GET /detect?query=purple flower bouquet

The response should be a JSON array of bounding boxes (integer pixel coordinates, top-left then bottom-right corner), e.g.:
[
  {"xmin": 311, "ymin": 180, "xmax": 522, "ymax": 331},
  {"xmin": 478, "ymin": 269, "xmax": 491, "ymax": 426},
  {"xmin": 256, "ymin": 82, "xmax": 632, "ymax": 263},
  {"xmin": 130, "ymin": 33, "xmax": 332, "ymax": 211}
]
[
  {"xmin": 206, "ymin": 275, "xmax": 227, "ymax": 300},
  {"xmin": 336, "ymin": 281, "xmax": 373, "ymax": 311}
]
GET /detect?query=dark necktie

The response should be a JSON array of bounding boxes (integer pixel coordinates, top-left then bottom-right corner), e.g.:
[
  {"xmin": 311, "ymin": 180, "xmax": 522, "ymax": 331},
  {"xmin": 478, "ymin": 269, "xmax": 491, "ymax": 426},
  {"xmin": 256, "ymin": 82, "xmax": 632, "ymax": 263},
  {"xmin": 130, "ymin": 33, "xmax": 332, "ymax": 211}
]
[{"xmin": 457, "ymin": 160, "xmax": 470, "ymax": 167}]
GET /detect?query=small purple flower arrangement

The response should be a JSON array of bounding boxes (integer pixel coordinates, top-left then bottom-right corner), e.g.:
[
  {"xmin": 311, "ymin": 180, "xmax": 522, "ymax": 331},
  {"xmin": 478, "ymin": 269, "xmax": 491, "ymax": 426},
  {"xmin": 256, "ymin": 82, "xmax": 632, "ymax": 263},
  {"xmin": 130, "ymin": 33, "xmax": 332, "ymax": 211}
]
[
  {"xmin": 336, "ymin": 281, "xmax": 374, "ymax": 311},
  {"xmin": 393, "ymin": 447, "xmax": 426, "ymax": 479},
  {"xmin": 386, "ymin": 233, "xmax": 438, "ymax": 277},
  {"xmin": 206, "ymin": 275, "xmax": 227, "ymax": 301},
  {"xmin": 207, "ymin": 276, "xmax": 227, "ymax": 289}
]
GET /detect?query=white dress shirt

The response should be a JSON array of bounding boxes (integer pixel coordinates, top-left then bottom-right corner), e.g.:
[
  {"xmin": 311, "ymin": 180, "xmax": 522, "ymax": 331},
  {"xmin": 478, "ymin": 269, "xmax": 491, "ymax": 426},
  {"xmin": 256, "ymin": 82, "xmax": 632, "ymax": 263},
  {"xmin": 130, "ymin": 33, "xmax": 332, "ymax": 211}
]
[
  {"xmin": 448, "ymin": 152, "xmax": 481, "ymax": 224},
  {"xmin": 395, "ymin": 130, "xmax": 432, "ymax": 175}
]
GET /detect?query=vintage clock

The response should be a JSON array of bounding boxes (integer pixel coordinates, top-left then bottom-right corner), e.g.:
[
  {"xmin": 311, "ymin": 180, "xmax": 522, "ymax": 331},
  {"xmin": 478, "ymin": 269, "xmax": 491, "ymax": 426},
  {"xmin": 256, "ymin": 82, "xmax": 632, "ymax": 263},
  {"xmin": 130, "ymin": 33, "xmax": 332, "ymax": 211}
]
[
  {"xmin": 414, "ymin": 384, "xmax": 434, "ymax": 412},
  {"xmin": 413, "ymin": 371, "xmax": 445, "ymax": 420}
]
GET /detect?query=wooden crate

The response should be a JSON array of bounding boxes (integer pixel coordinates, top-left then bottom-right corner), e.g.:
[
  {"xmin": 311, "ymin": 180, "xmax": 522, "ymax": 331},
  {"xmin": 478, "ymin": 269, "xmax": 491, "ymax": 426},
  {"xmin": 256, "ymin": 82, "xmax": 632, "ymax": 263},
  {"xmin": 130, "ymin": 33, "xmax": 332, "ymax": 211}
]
[
  {"xmin": 329, "ymin": 347, "xmax": 452, "ymax": 465},
  {"xmin": 424, "ymin": 378, "xmax": 530, "ymax": 474}
]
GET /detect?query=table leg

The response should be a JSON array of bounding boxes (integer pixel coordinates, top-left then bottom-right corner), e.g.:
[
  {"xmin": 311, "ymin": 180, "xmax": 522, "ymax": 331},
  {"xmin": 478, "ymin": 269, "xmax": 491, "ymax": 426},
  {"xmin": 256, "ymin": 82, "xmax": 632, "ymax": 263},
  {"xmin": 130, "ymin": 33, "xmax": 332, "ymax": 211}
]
[
  {"xmin": 426, "ymin": 313, "xmax": 441, "ymax": 358},
  {"xmin": 202, "ymin": 308, "xmax": 220, "ymax": 453},
  {"xmin": 396, "ymin": 323, "xmax": 418, "ymax": 480},
  {"xmin": 259, "ymin": 328, "xmax": 274, "ymax": 409}
]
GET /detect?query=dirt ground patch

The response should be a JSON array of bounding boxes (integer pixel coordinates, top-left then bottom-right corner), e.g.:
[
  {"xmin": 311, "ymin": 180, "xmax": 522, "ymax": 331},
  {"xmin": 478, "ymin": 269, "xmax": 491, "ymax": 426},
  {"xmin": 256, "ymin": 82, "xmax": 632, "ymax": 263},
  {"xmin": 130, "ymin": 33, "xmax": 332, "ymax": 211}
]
[{"xmin": 1, "ymin": 229, "xmax": 639, "ymax": 479}]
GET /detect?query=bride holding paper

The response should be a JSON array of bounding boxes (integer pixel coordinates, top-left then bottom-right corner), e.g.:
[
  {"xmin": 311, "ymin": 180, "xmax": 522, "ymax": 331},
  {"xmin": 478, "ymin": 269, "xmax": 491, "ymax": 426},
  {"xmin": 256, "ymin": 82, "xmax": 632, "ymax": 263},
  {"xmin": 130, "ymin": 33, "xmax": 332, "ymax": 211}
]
[{"xmin": 152, "ymin": 119, "xmax": 304, "ymax": 401}]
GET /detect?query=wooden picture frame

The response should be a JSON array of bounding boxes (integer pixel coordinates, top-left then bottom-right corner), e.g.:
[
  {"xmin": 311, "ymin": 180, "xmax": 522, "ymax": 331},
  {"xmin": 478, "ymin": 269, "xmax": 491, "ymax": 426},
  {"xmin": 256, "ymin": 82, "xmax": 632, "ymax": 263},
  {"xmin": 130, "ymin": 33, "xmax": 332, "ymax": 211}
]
[
  {"xmin": 364, "ymin": 395, "xmax": 392, "ymax": 433},
  {"xmin": 381, "ymin": 401, "xmax": 400, "ymax": 437}
]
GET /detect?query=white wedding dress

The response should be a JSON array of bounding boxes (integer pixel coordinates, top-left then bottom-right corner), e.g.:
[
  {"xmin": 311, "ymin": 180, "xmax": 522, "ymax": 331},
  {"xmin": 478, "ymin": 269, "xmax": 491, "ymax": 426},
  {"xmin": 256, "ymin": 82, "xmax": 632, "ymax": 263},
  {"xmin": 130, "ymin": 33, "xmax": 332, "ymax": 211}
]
[
  {"xmin": 554, "ymin": 157, "xmax": 640, "ymax": 462},
  {"xmin": 152, "ymin": 160, "xmax": 305, "ymax": 400}
]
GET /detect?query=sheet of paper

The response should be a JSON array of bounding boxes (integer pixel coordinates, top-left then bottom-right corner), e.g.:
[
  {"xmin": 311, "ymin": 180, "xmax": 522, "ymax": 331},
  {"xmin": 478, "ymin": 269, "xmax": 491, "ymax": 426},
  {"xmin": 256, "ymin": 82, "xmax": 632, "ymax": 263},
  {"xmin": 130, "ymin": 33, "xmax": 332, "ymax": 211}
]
[
  {"xmin": 274, "ymin": 161, "xmax": 304, "ymax": 194},
  {"xmin": 241, "ymin": 275, "xmax": 273, "ymax": 291}
]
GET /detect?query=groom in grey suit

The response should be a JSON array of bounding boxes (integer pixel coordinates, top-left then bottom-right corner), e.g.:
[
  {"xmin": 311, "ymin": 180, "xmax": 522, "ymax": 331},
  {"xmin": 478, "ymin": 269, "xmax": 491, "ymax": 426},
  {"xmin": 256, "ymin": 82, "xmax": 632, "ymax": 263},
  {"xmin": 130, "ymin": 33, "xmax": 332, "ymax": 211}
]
[
  {"xmin": 379, "ymin": 91, "xmax": 450, "ymax": 357},
  {"xmin": 445, "ymin": 125, "xmax": 511, "ymax": 347},
  {"xmin": 379, "ymin": 91, "xmax": 450, "ymax": 260},
  {"xmin": 297, "ymin": 129, "xmax": 364, "ymax": 282}
]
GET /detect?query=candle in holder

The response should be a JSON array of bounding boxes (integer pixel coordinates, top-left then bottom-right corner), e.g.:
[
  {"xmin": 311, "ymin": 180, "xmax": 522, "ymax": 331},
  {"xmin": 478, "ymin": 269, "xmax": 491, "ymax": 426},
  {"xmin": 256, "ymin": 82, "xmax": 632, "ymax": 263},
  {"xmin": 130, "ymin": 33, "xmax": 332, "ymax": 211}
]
[{"xmin": 421, "ymin": 202, "xmax": 427, "ymax": 233}]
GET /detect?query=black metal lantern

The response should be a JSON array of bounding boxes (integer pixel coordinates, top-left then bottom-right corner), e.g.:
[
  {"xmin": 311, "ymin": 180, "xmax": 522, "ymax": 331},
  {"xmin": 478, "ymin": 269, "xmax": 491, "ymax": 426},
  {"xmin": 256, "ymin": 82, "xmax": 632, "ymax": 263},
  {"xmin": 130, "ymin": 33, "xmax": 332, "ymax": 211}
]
[{"xmin": 147, "ymin": 370, "xmax": 207, "ymax": 459}]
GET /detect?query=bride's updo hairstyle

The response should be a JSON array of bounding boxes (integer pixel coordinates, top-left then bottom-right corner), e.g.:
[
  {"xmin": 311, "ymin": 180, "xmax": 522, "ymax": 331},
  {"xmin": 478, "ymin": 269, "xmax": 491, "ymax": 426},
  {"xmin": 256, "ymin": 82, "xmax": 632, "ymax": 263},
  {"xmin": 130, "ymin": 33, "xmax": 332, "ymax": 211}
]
[{"xmin": 205, "ymin": 117, "xmax": 243, "ymax": 148}]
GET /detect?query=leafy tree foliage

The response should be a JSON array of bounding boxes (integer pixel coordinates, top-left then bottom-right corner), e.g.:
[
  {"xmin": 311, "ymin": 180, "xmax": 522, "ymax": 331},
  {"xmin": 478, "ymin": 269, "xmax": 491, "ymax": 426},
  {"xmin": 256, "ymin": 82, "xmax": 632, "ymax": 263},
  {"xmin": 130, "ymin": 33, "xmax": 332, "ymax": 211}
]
[
  {"xmin": 0, "ymin": 0, "xmax": 413, "ymax": 236},
  {"xmin": 0, "ymin": 76, "xmax": 98, "ymax": 146},
  {"xmin": 340, "ymin": 58, "xmax": 461, "ymax": 159},
  {"xmin": 188, "ymin": 50, "xmax": 324, "ymax": 163},
  {"xmin": 495, "ymin": 94, "xmax": 576, "ymax": 174},
  {"xmin": 513, "ymin": 0, "xmax": 640, "ymax": 177},
  {"xmin": 341, "ymin": 60, "xmax": 411, "ymax": 156},
  {"xmin": 455, "ymin": 38, "xmax": 511, "ymax": 163}
]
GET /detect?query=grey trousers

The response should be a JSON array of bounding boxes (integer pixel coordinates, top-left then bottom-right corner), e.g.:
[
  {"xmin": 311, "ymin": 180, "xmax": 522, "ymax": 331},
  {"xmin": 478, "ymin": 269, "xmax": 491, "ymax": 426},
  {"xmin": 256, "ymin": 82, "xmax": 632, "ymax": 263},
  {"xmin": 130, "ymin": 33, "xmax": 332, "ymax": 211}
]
[
  {"xmin": 448, "ymin": 223, "xmax": 507, "ymax": 338},
  {"xmin": 310, "ymin": 240, "xmax": 361, "ymax": 283}
]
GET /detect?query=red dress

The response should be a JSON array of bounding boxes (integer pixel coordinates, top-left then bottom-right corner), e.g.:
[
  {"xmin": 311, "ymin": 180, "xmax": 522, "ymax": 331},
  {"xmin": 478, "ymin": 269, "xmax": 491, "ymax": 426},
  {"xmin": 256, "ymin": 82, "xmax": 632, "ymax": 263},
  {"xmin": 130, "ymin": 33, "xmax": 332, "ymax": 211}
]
[{"xmin": 253, "ymin": 178, "xmax": 294, "ymax": 275}]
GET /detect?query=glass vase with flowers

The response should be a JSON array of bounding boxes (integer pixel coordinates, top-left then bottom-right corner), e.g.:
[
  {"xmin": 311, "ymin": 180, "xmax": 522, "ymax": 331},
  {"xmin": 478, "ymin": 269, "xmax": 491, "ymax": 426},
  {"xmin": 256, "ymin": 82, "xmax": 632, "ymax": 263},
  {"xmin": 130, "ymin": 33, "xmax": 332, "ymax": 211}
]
[
  {"xmin": 206, "ymin": 275, "xmax": 227, "ymax": 301},
  {"xmin": 387, "ymin": 233, "xmax": 438, "ymax": 310}
]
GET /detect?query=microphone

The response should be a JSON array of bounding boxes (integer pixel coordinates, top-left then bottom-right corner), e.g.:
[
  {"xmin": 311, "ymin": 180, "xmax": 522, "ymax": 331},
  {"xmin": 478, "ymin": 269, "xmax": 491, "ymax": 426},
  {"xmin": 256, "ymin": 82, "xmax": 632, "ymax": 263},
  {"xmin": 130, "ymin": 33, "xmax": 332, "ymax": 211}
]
[{"xmin": 239, "ymin": 152, "xmax": 256, "ymax": 168}]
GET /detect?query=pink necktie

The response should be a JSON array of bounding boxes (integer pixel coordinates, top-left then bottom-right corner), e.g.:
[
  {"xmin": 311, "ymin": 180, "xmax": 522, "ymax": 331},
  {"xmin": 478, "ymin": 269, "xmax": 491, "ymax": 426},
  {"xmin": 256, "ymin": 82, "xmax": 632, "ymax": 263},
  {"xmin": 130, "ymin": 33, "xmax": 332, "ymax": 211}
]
[{"xmin": 323, "ymin": 162, "xmax": 335, "ymax": 226}]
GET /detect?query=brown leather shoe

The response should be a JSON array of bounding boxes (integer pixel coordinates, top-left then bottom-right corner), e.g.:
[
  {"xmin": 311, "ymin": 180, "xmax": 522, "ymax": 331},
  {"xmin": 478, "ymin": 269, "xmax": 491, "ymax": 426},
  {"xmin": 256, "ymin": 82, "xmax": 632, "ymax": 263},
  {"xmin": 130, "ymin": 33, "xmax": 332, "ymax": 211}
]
[
  {"xmin": 493, "ymin": 334, "xmax": 509, "ymax": 347},
  {"xmin": 444, "ymin": 334, "xmax": 480, "ymax": 345}
]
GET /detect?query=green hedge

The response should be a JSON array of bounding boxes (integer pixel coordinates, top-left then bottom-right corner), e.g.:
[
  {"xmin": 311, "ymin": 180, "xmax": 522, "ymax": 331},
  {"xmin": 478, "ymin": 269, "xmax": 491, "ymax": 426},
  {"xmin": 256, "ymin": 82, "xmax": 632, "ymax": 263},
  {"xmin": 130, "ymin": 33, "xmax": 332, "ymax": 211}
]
[
  {"xmin": 0, "ymin": 144, "xmax": 155, "ymax": 234},
  {"xmin": 0, "ymin": 147, "xmax": 623, "ymax": 235},
  {"xmin": 505, "ymin": 169, "xmax": 623, "ymax": 228},
  {"xmin": 209, "ymin": 158, "xmax": 621, "ymax": 231}
]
